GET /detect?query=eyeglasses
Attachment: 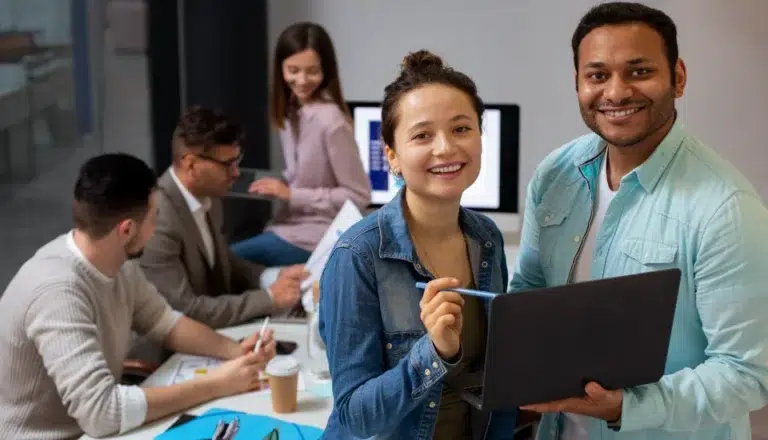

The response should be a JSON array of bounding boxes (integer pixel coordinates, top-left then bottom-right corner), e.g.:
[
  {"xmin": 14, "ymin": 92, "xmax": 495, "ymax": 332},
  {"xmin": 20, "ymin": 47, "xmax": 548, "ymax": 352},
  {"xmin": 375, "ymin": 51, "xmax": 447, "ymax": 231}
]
[{"xmin": 192, "ymin": 151, "xmax": 244, "ymax": 170}]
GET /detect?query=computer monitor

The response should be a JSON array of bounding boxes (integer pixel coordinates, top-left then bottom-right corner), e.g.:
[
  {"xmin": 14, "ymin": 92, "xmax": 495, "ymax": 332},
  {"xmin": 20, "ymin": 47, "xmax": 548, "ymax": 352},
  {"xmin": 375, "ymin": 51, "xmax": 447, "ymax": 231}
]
[{"xmin": 347, "ymin": 101, "xmax": 519, "ymax": 213}]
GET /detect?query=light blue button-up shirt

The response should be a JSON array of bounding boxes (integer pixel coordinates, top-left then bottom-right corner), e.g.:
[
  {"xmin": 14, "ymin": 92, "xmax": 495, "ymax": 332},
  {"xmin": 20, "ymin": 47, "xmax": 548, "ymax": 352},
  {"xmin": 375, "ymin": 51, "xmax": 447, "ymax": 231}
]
[{"xmin": 511, "ymin": 119, "xmax": 768, "ymax": 439}]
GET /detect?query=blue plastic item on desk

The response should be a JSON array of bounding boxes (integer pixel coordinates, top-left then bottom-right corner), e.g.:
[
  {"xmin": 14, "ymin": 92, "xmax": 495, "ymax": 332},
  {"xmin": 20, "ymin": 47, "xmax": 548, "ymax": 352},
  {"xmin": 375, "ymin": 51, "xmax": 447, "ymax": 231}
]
[{"xmin": 155, "ymin": 408, "xmax": 324, "ymax": 440}]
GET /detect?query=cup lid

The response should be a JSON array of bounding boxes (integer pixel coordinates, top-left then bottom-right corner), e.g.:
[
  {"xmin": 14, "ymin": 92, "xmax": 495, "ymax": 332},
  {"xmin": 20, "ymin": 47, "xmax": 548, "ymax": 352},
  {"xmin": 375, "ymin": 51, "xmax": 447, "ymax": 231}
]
[{"xmin": 266, "ymin": 355, "xmax": 301, "ymax": 377}]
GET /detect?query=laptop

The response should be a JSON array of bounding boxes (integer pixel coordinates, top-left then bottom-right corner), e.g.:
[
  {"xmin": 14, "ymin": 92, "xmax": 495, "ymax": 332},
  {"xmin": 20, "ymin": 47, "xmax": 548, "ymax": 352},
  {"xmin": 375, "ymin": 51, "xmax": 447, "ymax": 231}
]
[
  {"xmin": 455, "ymin": 268, "xmax": 681, "ymax": 412},
  {"xmin": 227, "ymin": 167, "xmax": 284, "ymax": 199}
]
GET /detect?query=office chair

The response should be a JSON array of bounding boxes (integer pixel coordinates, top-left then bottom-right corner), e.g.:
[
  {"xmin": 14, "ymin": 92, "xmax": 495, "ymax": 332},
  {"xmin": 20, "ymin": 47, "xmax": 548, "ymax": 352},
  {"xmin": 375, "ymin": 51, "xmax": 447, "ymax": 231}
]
[{"xmin": 121, "ymin": 359, "xmax": 160, "ymax": 386}]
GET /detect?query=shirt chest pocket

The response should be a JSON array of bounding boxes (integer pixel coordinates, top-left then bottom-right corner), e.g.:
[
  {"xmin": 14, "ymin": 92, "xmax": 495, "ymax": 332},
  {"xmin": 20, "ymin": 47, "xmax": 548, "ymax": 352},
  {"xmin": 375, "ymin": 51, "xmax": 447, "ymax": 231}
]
[
  {"xmin": 534, "ymin": 204, "xmax": 571, "ymax": 268},
  {"xmin": 383, "ymin": 331, "xmax": 424, "ymax": 368},
  {"xmin": 532, "ymin": 179, "xmax": 584, "ymax": 270},
  {"xmin": 620, "ymin": 238, "xmax": 678, "ymax": 270}
]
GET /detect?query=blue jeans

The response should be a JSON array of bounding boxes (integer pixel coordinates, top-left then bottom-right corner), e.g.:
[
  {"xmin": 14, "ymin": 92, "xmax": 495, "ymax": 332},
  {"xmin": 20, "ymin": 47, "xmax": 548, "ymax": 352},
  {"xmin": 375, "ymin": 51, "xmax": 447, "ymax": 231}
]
[{"xmin": 231, "ymin": 231, "xmax": 311, "ymax": 267}]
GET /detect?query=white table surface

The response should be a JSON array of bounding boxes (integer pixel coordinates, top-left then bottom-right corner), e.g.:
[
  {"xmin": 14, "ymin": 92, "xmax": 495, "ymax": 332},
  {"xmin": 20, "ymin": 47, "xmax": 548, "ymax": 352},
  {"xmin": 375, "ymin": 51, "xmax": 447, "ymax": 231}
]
[{"xmin": 80, "ymin": 319, "xmax": 332, "ymax": 440}]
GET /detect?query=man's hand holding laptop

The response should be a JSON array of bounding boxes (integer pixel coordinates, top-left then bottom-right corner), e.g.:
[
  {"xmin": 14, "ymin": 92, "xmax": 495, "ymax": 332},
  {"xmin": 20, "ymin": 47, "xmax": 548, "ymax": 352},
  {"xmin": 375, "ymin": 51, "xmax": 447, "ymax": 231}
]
[{"xmin": 522, "ymin": 381, "xmax": 623, "ymax": 423}]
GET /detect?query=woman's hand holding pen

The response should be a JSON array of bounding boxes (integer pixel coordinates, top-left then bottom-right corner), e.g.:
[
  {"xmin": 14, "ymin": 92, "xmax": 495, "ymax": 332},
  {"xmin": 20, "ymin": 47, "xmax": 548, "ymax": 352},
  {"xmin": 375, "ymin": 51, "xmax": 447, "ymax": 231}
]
[
  {"xmin": 420, "ymin": 277, "xmax": 464, "ymax": 360},
  {"xmin": 208, "ymin": 330, "xmax": 276, "ymax": 397}
]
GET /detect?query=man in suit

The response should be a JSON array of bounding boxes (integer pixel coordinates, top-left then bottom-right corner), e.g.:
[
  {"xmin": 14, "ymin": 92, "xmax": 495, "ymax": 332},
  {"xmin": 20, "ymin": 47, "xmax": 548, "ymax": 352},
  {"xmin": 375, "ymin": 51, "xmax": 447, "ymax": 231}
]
[{"xmin": 140, "ymin": 106, "xmax": 307, "ymax": 329}]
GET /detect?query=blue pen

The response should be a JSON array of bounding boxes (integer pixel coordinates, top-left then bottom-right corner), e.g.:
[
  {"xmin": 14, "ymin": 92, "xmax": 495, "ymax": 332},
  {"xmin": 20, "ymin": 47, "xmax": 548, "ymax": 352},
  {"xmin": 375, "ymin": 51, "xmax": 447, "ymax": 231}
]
[{"xmin": 414, "ymin": 282, "xmax": 498, "ymax": 299}]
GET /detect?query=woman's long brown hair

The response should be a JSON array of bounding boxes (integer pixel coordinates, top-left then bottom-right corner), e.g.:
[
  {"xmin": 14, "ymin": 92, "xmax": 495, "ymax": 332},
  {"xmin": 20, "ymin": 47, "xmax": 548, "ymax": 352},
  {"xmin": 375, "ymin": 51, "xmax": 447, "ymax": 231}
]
[{"xmin": 269, "ymin": 22, "xmax": 350, "ymax": 138}]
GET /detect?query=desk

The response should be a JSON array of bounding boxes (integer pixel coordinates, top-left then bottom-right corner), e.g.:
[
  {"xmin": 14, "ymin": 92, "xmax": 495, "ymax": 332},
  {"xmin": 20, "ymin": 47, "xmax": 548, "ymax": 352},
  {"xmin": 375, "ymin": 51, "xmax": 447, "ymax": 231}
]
[{"xmin": 80, "ymin": 320, "xmax": 332, "ymax": 440}]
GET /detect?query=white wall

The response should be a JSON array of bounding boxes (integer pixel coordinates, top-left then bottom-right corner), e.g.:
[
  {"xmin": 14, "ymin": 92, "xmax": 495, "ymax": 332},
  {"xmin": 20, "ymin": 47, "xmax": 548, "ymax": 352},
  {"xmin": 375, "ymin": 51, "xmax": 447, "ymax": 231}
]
[{"xmin": 268, "ymin": 0, "xmax": 768, "ymax": 233}]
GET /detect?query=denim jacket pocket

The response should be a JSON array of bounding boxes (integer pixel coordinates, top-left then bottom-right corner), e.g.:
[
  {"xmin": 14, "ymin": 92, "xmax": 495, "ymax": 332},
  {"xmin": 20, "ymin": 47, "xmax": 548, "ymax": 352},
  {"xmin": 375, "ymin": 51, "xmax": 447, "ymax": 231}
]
[
  {"xmin": 621, "ymin": 238, "xmax": 678, "ymax": 266},
  {"xmin": 383, "ymin": 330, "xmax": 424, "ymax": 368}
]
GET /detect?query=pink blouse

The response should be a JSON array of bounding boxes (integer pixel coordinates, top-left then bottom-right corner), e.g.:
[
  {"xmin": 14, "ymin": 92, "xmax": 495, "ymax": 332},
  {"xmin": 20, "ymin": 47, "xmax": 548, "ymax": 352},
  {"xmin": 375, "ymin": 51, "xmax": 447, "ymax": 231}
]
[{"xmin": 267, "ymin": 101, "xmax": 371, "ymax": 251}]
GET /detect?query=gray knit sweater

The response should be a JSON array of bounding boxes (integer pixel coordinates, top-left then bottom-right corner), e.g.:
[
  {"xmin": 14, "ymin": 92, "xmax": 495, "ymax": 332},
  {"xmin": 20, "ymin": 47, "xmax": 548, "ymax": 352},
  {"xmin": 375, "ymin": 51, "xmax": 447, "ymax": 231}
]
[{"xmin": 0, "ymin": 233, "xmax": 179, "ymax": 439}]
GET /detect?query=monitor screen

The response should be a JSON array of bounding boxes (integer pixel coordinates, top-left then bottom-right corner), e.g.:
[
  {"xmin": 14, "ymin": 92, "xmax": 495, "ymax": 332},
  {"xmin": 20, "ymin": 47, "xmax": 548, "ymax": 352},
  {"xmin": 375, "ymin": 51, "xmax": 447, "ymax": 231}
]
[{"xmin": 347, "ymin": 101, "xmax": 519, "ymax": 213}]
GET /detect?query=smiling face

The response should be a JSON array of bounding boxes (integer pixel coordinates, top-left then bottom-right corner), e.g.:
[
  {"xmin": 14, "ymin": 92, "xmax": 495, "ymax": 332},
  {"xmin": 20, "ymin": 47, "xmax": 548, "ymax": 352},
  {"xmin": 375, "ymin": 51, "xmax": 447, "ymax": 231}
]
[
  {"xmin": 576, "ymin": 22, "xmax": 686, "ymax": 148},
  {"xmin": 385, "ymin": 83, "xmax": 482, "ymax": 203},
  {"xmin": 282, "ymin": 48, "xmax": 324, "ymax": 104}
]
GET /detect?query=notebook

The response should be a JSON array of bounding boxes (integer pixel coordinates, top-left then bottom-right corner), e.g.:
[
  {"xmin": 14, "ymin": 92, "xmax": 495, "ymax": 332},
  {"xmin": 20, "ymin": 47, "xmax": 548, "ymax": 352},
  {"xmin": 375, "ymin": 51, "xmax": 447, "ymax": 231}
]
[{"xmin": 155, "ymin": 408, "xmax": 323, "ymax": 440}]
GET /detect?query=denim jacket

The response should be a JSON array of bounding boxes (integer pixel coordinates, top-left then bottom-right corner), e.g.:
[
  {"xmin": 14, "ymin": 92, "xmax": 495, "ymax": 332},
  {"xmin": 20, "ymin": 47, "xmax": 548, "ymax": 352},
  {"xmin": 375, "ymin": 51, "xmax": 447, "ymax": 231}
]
[
  {"xmin": 511, "ymin": 119, "xmax": 768, "ymax": 440},
  {"xmin": 319, "ymin": 190, "xmax": 518, "ymax": 439}
]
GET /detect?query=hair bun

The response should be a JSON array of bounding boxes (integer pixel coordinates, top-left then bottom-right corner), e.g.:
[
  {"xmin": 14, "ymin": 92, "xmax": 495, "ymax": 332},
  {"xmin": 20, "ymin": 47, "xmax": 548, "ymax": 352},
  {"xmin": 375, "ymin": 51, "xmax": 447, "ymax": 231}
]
[{"xmin": 401, "ymin": 50, "xmax": 444, "ymax": 73}]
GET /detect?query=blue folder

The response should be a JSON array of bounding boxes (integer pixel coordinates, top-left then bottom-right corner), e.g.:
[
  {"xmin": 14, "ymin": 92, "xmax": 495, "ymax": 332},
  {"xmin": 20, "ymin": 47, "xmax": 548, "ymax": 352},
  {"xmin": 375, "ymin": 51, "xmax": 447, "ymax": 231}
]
[{"xmin": 155, "ymin": 408, "xmax": 324, "ymax": 440}]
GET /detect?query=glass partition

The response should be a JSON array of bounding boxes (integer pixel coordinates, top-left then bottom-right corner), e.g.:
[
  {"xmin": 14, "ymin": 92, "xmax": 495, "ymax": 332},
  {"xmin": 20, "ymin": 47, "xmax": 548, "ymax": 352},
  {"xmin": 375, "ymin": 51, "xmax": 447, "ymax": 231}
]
[{"xmin": 0, "ymin": 0, "xmax": 107, "ymax": 287}]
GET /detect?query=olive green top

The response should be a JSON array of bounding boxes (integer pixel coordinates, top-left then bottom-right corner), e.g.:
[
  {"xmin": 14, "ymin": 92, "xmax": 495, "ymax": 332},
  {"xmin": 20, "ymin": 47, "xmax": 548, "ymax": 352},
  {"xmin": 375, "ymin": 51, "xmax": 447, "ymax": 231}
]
[{"xmin": 432, "ymin": 278, "xmax": 487, "ymax": 440}]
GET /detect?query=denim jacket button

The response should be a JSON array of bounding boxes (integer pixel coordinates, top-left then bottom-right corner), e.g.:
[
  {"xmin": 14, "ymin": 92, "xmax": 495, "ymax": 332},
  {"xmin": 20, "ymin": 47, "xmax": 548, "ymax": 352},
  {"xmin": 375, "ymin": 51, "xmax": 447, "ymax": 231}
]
[
  {"xmin": 415, "ymin": 263, "xmax": 422, "ymax": 270},
  {"xmin": 429, "ymin": 401, "xmax": 436, "ymax": 408},
  {"xmin": 424, "ymin": 369, "xmax": 431, "ymax": 376},
  {"xmin": 485, "ymin": 241, "xmax": 493, "ymax": 248},
  {"xmin": 432, "ymin": 361, "xmax": 438, "ymax": 368},
  {"xmin": 481, "ymin": 261, "xmax": 489, "ymax": 268},
  {"xmin": 386, "ymin": 343, "xmax": 393, "ymax": 350}
]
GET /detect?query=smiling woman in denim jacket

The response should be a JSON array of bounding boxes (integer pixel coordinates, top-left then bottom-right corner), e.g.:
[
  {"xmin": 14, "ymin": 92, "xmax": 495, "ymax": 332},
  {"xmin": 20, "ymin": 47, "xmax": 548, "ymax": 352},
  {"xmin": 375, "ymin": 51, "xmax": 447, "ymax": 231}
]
[{"xmin": 318, "ymin": 50, "xmax": 517, "ymax": 439}]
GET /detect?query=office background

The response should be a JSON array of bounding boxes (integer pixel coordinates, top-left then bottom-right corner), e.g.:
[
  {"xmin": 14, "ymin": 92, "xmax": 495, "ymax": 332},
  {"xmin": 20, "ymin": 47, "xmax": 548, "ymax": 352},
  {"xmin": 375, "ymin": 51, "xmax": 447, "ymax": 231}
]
[
  {"xmin": 270, "ymin": 0, "xmax": 768, "ymax": 232},
  {"xmin": 0, "ymin": 0, "xmax": 766, "ymax": 435}
]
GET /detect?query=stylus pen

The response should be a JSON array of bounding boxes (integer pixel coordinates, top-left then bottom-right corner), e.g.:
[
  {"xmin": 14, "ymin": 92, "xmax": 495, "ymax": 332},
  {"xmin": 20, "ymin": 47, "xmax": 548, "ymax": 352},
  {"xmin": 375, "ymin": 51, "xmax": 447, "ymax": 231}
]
[
  {"xmin": 415, "ymin": 282, "xmax": 498, "ymax": 299},
  {"xmin": 253, "ymin": 317, "xmax": 270, "ymax": 353}
]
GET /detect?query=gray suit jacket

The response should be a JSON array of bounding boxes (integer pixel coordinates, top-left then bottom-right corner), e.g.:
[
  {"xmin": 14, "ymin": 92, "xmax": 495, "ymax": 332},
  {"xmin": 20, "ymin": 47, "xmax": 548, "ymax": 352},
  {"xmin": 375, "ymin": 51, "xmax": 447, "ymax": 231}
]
[{"xmin": 139, "ymin": 170, "xmax": 274, "ymax": 329}]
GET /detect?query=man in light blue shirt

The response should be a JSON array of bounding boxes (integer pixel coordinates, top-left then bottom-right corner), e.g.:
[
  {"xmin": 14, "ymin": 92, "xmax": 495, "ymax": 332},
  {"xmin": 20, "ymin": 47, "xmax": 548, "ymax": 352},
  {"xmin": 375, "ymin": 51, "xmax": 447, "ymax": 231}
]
[{"xmin": 513, "ymin": 2, "xmax": 768, "ymax": 439}]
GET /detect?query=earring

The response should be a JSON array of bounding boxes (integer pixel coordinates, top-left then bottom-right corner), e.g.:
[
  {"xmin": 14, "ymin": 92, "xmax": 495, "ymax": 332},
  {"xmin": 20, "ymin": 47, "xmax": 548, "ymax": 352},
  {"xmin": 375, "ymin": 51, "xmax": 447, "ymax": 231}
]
[{"xmin": 391, "ymin": 168, "xmax": 405, "ymax": 188}]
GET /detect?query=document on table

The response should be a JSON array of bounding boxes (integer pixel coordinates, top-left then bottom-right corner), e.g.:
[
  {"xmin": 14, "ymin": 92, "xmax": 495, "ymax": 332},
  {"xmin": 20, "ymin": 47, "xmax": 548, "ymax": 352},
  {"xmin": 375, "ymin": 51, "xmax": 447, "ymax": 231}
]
[
  {"xmin": 300, "ymin": 200, "xmax": 363, "ymax": 312},
  {"xmin": 168, "ymin": 354, "xmax": 307, "ymax": 391},
  {"xmin": 169, "ymin": 355, "xmax": 222, "ymax": 385}
]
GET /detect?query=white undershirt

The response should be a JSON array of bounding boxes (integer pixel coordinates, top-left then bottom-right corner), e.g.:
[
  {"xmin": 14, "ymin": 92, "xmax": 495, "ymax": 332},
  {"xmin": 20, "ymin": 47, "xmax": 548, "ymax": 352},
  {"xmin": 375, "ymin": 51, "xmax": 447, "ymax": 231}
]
[
  {"xmin": 170, "ymin": 168, "xmax": 215, "ymax": 267},
  {"xmin": 169, "ymin": 169, "xmax": 274, "ymax": 297},
  {"xmin": 562, "ymin": 154, "xmax": 616, "ymax": 439}
]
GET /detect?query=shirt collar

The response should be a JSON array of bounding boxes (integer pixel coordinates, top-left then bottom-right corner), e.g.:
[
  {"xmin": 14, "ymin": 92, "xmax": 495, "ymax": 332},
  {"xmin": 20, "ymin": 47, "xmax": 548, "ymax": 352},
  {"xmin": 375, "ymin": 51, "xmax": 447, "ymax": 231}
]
[
  {"xmin": 169, "ymin": 168, "xmax": 211, "ymax": 214},
  {"xmin": 574, "ymin": 116, "xmax": 687, "ymax": 193},
  {"xmin": 632, "ymin": 117, "xmax": 686, "ymax": 193}
]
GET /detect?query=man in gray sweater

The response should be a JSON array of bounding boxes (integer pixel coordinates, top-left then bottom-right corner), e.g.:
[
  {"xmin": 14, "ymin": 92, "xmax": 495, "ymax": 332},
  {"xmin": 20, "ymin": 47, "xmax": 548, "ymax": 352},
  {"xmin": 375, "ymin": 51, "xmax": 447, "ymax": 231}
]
[{"xmin": 0, "ymin": 153, "xmax": 277, "ymax": 440}]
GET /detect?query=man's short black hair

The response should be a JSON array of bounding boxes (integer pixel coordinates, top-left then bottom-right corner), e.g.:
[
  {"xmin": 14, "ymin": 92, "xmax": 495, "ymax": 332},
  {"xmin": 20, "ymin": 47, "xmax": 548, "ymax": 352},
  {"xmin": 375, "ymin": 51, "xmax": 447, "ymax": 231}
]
[
  {"xmin": 73, "ymin": 153, "xmax": 157, "ymax": 239},
  {"xmin": 172, "ymin": 106, "xmax": 244, "ymax": 163},
  {"xmin": 572, "ymin": 2, "xmax": 679, "ymax": 84}
]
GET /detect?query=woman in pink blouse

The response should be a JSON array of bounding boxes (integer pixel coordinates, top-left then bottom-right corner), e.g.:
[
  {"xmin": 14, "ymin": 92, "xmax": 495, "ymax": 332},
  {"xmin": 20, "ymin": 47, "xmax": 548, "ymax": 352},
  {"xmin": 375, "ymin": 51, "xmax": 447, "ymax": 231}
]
[{"xmin": 231, "ymin": 22, "xmax": 371, "ymax": 266}]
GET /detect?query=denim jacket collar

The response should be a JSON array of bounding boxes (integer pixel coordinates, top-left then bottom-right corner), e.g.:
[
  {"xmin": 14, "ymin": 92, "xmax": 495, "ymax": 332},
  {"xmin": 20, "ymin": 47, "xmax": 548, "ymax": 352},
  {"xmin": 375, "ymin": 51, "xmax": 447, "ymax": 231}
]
[{"xmin": 377, "ymin": 189, "xmax": 496, "ymax": 263}]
